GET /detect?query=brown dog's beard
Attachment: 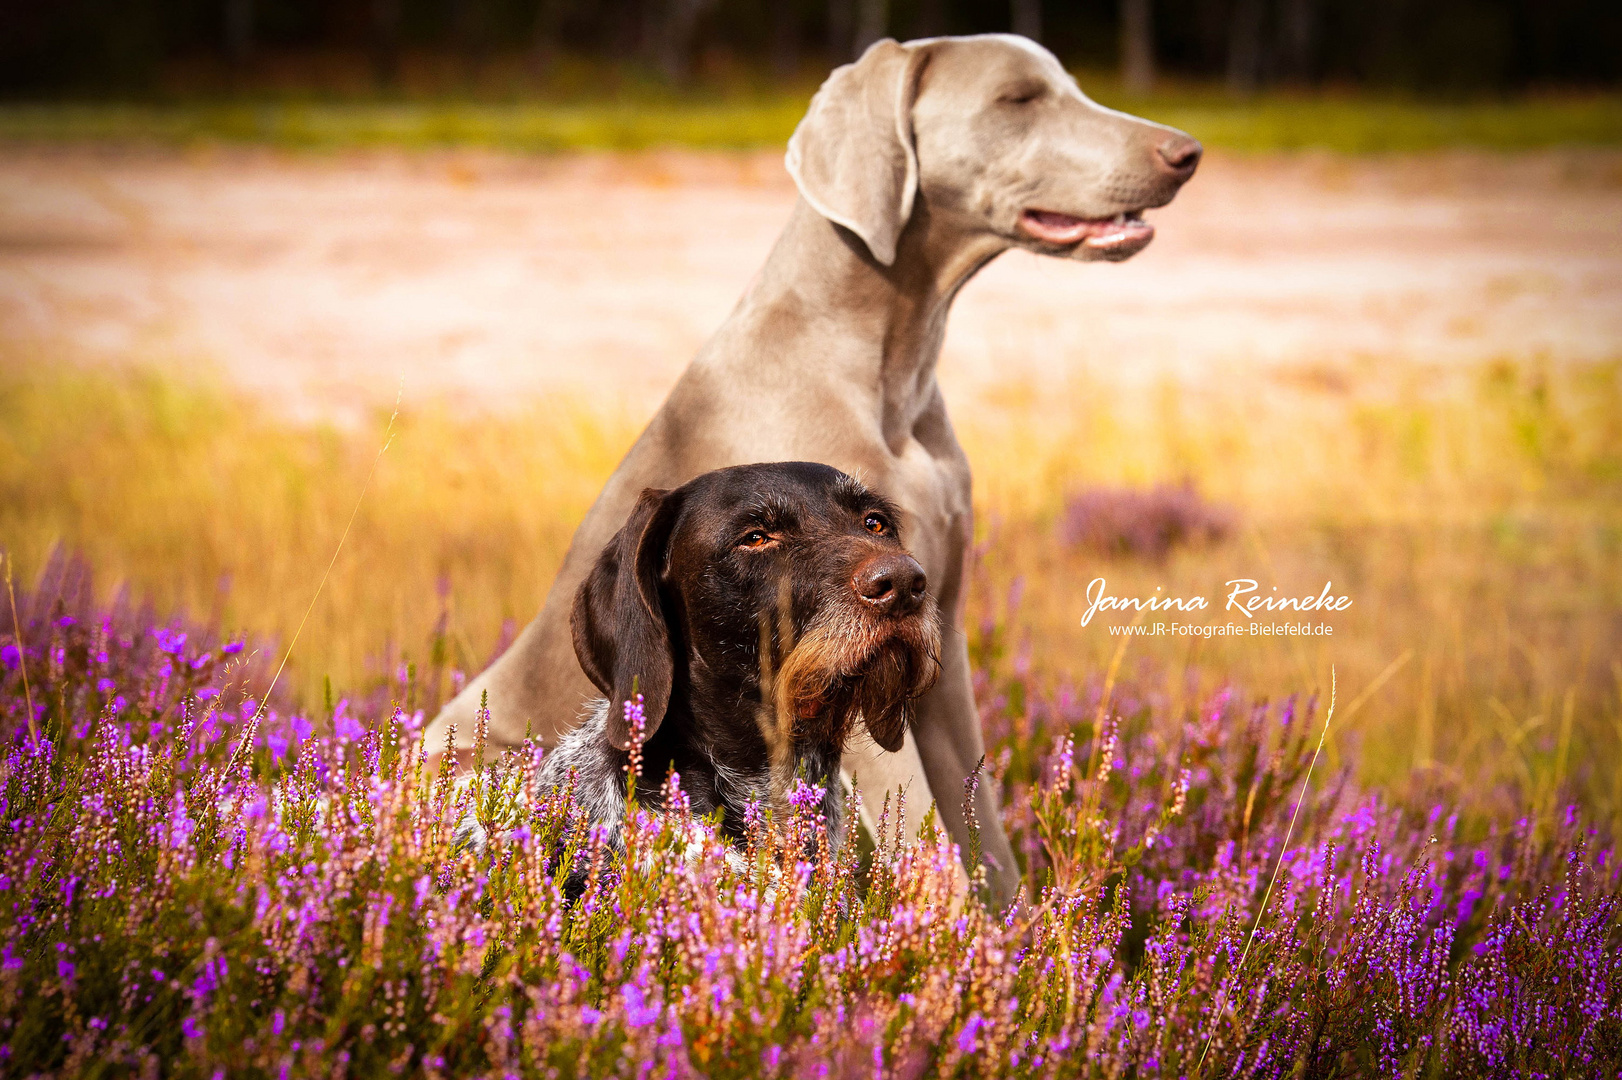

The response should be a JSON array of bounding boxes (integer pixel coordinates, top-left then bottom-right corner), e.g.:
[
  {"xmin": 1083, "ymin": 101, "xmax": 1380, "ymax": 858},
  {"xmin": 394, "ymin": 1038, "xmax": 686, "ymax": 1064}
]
[{"xmin": 771, "ymin": 595, "xmax": 942, "ymax": 754}]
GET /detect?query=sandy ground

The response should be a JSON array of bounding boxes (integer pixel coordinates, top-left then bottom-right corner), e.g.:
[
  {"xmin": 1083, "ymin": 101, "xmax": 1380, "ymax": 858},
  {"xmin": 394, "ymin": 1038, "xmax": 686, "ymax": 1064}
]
[{"xmin": 2, "ymin": 145, "xmax": 1620, "ymax": 418}]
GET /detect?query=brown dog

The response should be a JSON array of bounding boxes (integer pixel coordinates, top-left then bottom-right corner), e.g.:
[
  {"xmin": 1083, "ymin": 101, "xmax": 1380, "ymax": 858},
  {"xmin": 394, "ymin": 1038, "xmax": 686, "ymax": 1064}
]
[
  {"xmin": 426, "ymin": 35, "xmax": 1200, "ymax": 905},
  {"xmin": 523, "ymin": 461, "xmax": 940, "ymax": 848}
]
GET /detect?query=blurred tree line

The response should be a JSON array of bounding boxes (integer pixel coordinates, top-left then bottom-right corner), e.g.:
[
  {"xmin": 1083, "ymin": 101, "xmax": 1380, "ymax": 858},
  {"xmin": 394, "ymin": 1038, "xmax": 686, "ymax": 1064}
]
[{"xmin": 3, "ymin": 0, "xmax": 1618, "ymax": 96}]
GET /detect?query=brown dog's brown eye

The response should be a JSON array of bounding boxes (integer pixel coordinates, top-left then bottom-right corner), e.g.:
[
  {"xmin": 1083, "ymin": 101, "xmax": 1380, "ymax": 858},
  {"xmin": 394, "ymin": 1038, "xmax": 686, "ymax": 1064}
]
[
  {"xmin": 864, "ymin": 515, "xmax": 887, "ymax": 534},
  {"xmin": 739, "ymin": 530, "xmax": 774, "ymax": 548}
]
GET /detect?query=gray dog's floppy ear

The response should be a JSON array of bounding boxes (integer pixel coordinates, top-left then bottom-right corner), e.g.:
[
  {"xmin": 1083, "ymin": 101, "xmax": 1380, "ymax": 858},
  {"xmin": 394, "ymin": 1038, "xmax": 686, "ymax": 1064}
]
[
  {"xmin": 571, "ymin": 487, "xmax": 682, "ymax": 750},
  {"xmin": 786, "ymin": 39, "xmax": 929, "ymax": 267}
]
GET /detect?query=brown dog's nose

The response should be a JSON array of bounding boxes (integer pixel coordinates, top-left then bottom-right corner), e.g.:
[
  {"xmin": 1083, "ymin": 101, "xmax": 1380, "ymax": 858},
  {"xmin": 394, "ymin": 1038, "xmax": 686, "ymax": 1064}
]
[
  {"xmin": 853, "ymin": 554, "xmax": 927, "ymax": 616},
  {"xmin": 1155, "ymin": 134, "xmax": 1203, "ymax": 178}
]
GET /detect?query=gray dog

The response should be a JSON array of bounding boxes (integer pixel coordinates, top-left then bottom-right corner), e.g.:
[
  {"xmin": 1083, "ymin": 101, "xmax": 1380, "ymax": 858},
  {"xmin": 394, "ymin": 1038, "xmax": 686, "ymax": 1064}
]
[{"xmin": 425, "ymin": 34, "xmax": 1201, "ymax": 906}]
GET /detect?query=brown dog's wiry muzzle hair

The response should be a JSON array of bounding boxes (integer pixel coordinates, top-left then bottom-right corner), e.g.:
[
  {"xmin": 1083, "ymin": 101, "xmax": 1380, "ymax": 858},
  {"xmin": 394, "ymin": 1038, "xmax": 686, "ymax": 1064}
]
[{"xmin": 772, "ymin": 588, "xmax": 942, "ymax": 755}]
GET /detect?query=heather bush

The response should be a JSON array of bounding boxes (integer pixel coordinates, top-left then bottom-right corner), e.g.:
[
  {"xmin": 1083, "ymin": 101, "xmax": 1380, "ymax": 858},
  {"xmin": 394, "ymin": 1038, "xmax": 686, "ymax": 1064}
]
[
  {"xmin": 1, "ymin": 555, "xmax": 1618, "ymax": 1077},
  {"xmin": 1056, "ymin": 484, "xmax": 1234, "ymax": 563}
]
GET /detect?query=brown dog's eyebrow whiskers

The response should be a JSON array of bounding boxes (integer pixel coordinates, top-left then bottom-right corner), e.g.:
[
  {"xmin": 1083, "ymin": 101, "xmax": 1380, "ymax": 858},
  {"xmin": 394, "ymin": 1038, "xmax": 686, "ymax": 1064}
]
[{"xmin": 737, "ymin": 492, "xmax": 801, "ymax": 521}]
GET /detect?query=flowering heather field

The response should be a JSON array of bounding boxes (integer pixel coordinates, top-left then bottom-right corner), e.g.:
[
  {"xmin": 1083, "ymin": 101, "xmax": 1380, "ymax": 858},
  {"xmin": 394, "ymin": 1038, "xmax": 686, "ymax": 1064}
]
[{"xmin": 2, "ymin": 552, "xmax": 1619, "ymax": 1077}]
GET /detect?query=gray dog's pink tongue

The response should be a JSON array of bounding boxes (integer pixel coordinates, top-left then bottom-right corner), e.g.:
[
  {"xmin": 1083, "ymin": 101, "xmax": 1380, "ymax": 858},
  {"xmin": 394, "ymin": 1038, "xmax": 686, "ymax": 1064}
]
[{"xmin": 1020, "ymin": 209, "xmax": 1154, "ymax": 252}]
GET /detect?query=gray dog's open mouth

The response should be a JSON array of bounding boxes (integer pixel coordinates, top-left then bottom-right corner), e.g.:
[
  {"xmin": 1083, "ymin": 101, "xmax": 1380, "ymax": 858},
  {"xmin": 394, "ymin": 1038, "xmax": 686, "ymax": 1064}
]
[{"xmin": 1019, "ymin": 208, "xmax": 1154, "ymax": 255}]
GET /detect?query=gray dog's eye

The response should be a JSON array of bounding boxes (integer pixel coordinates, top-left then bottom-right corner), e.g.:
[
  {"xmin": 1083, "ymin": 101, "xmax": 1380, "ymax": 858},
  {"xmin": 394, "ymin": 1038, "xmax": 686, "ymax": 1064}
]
[{"xmin": 1000, "ymin": 84, "xmax": 1045, "ymax": 105}]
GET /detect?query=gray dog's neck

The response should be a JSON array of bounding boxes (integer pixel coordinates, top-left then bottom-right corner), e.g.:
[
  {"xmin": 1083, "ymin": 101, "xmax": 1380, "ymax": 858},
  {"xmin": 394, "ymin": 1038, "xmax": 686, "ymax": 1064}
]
[{"xmin": 744, "ymin": 198, "xmax": 1009, "ymax": 451}]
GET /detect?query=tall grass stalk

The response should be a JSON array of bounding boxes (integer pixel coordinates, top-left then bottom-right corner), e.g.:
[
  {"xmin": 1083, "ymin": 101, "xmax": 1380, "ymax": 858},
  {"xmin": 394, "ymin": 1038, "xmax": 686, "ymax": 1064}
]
[
  {"xmin": 259, "ymin": 402, "xmax": 393, "ymax": 721},
  {"xmin": 1196, "ymin": 667, "xmax": 1336, "ymax": 1075},
  {"xmin": 1, "ymin": 555, "xmax": 35, "ymax": 742}
]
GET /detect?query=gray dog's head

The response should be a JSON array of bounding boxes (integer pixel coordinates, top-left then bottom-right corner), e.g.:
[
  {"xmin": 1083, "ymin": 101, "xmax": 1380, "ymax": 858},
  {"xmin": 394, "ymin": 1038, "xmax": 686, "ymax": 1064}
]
[{"xmin": 787, "ymin": 34, "xmax": 1201, "ymax": 267}]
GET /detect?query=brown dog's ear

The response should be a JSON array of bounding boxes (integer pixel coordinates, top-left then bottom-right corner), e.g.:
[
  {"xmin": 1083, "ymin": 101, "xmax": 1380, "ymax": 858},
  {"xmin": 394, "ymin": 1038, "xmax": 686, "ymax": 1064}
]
[
  {"xmin": 571, "ymin": 487, "xmax": 682, "ymax": 750},
  {"xmin": 786, "ymin": 39, "xmax": 930, "ymax": 267}
]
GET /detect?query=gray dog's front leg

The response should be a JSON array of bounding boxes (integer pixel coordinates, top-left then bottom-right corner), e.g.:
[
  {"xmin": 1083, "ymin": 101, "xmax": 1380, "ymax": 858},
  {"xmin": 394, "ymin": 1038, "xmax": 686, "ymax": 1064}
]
[
  {"xmin": 841, "ymin": 727, "xmax": 970, "ymax": 893},
  {"xmin": 911, "ymin": 625, "xmax": 1022, "ymax": 908}
]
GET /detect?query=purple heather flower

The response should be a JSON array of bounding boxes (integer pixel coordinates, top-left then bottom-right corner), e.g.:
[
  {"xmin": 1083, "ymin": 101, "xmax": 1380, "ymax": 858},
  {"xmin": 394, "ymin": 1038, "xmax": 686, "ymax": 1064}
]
[
  {"xmin": 622, "ymin": 984, "xmax": 661, "ymax": 1028},
  {"xmin": 333, "ymin": 700, "xmax": 364, "ymax": 742},
  {"xmin": 1342, "ymin": 800, "xmax": 1379, "ymax": 836},
  {"xmin": 153, "ymin": 628, "xmax": 187, "ymax": 655},
  {"xmin": 788, "ymin": 779, "xmax": 823, "ymax": 811},
  {"xmin": 956, "ymin": 1015, "xmax": 985, "ymax": 1055}
]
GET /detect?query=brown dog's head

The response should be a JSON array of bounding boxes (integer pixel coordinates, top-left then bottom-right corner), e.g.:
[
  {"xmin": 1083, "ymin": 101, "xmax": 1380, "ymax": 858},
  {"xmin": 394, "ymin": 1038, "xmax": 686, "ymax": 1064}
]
[
  {"xmin": 787, "ymin": 34, "xmax": 1200, "ymax": 266},
  {"xmin": 570, "ymin": 462, "xmax": 940, "ymax": 754}
]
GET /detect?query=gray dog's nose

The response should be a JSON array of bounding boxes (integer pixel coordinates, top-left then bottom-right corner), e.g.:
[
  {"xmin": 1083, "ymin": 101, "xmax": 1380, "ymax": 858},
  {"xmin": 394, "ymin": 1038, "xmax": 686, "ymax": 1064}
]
[
  {"xmin": 1155, "ymin": 135, "xmax": 1203, "ymax": 177},
  {"xmin": 854, "ymin": 554, "xmax": 927, "ymax": 615}
]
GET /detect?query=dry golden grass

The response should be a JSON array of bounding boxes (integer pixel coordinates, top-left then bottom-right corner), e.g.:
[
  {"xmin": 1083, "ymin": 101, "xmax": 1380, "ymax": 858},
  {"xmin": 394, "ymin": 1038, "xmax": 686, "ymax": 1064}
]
[
  {"xmin": 2, "ymin": 350, "xmax": 1618, "ymax": 827},
  {"xmin": 0, "ymin": 356, "xmax": 637, "ymax": 696},
  {"xmin": 963, "ymin": 357, "xmax": 1622, "ymax": 818}
]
